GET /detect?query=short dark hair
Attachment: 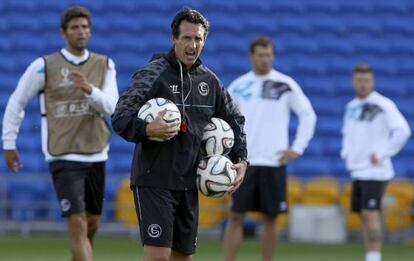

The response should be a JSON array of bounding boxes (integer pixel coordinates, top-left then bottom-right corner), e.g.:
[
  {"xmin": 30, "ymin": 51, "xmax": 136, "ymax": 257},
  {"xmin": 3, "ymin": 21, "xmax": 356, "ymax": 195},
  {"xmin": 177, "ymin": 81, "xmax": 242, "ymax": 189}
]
[
  {"xmin": 61, "ymin": 6, "xmax": 91, "ymax": 31},
  {"xmin": 353, "ymin": 63, "xmax": 373, "ymax": 75},
  {"xmin": 250, "ymin": 36, "xmax": 274, "ymax": 53},
  {"xmin": 171, "ymin": 7, "xmax": 209, "ymax": 39}
]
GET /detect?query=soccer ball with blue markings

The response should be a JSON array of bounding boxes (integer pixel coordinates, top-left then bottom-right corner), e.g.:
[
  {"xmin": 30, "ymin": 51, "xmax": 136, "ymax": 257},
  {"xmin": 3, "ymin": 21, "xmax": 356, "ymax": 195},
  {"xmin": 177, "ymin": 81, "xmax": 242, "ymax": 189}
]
[
  {"xmin": 196, "ymin": 155, "xmax": 237, "ymax": 198},
  {"xmin": 137, "ymin": 97, "xmax": 181, "ymax": 141},
  {"xmin": 200, "ymin": 117, "xmax": 234, "ymax": 156}
]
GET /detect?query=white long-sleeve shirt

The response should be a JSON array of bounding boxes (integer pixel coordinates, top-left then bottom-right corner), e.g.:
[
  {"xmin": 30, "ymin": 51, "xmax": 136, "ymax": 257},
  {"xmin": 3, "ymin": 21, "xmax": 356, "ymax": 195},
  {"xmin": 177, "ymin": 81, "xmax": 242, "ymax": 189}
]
[
  {"xmin": 341, "ymin": 91, "xmax": 411, "ymax": 181},
  {"xmin": 228, "ymin": 69, "xmax": 317, "ymax": 167},
  {"xmin": 2, "ymin": 48, "xmax": 119, "ymax": 162}
]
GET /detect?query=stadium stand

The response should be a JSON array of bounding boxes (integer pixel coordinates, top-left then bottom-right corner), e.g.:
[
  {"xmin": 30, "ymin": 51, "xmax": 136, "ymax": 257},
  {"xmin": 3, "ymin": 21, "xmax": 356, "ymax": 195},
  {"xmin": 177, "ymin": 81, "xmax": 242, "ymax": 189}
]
[{"xmin": 0, "ymin": 1, "xmax": 413, "ymax": 233}]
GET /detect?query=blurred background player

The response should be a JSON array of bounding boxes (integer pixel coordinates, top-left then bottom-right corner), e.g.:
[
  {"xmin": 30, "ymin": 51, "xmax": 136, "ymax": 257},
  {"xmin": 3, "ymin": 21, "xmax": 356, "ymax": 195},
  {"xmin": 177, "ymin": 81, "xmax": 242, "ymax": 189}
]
[
  {"xmin": 111, "ymin": 8, "xmax": 248, "ymax": 261},
  {"xmin": 341, "ymin": 64, "xmax": 411, "ymax": 261},
  {"xmin": 2, "ymin": 6, "xmax": 119, "ymax": 261},
  {"xmin": 223, "ymin": 36, "xmax": 317, "ymax": 261}
]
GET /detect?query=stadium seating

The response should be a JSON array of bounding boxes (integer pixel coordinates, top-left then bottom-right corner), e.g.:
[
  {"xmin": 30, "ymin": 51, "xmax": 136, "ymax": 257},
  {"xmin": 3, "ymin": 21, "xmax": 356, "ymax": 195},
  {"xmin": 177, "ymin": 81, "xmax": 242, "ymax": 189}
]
[
  {"xmin": 338, "ymin": 182, "xmax": 361, "ymax": 231},
  {"xmin": 301, "ymin": 176, "xmax": 340, "ymax": 205},
  {"xmin": 1, "ymin": 0, "xmax": 414, "ymax": 225},
  {"xmin": 383, "ymin": 179, "xmax": 414, "ymax": 232}
]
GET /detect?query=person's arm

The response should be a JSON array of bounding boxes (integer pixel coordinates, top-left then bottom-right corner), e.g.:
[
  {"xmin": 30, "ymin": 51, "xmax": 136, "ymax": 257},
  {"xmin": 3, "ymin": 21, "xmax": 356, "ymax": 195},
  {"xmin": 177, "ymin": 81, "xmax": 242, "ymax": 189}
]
[
  {"xmin": 375, "ymin": 102, "xmax": 411, "ymax": 160},
  {"xmin": 213, "ymin": 78, "xmax": 248, "ymax": 193},
  {"xmin": 340, "ymin": 110, "xmax": 350, "ymax": 160},
  {"xmin": 2, "ymin": 58, "xmax": 45, "ymax": 172},
  {"xmin": 288, "ymin": 80, "xmax": 317, "ymax": 155},
  {"xmin": 111, "ymin": 69, "xmax": 151, "ymax": 143},
  {"xmin": 72, "ymin": 58, "xmax": 119, "ymax": 116},
  {"xmin": 84, "ymin": 58, "xmax": 119, "ymax": 116}
]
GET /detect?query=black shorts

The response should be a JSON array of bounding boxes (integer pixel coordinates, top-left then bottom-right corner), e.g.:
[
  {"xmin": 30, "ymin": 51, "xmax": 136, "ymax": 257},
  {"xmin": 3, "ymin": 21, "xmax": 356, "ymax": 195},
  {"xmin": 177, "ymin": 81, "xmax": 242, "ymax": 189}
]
[
  {"xmin": 49, "ymin": 160, "xmax": 105, "ymax": 217},
  {"xmin": 231, "ymin": 166, "xmax": 287, "ymax": 217},
  {"xmin": 133, "ymin": 186, "xmax": 198, "ymax": 255},
  {"xmin": 351, "ymin": 180, "xmax": 388, "ymax": 213}
]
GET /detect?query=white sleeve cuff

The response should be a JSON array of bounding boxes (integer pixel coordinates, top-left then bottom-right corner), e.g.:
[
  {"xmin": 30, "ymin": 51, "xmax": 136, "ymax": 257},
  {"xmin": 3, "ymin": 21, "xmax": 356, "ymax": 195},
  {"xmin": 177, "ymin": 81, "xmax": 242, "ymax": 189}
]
[
  {"xmin": 85, "ymin": 85, "xmax": 100, "ymax": 101},
  {"xmin": 291, "ymin": 144, "xmax": 304, "ymax": 155},
  {"xmin": 3, "ymin": 140, "xmax": 16, "ymax": 150}
]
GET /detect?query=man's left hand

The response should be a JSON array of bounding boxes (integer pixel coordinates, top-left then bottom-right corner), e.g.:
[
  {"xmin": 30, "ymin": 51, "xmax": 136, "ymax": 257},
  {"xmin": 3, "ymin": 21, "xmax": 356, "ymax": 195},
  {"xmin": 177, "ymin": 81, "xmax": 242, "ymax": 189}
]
[
  {"xmin": 279, "ymin": 149, "xmax": 299, "ymax": 165},
  {"xmin": 227, "ymin": 161, "xmax": 248, "ymax": 194},
  {"xmin": 71, "ymin": 70, "xmax": 92, "ymax": 94}
]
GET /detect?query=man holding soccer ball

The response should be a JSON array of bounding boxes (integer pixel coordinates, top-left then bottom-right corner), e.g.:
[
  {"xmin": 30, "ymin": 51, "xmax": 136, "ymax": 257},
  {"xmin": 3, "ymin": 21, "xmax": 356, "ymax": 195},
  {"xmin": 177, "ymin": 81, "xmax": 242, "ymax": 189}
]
[
  {"xmin": 224, "ymin": 36, "xmax": 317, "ymax": 261},
  {"xmin": 112, "ymin": 8, "xmax": 248, "ymax": 261}
]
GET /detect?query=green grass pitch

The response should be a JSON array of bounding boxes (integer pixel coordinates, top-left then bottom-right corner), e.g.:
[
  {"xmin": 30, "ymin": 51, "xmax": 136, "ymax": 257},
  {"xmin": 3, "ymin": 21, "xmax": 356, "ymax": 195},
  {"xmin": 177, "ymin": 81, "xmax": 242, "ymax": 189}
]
[{"xmin": 0, "ymin": 234, "xmax": 412, "ymax": 260}]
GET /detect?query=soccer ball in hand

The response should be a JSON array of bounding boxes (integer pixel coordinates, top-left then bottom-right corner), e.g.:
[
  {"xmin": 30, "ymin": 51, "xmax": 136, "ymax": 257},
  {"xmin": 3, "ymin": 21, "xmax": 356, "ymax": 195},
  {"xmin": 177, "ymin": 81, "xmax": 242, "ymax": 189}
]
[
  {"xmin": 137, "ymin": 98, "xmax": 181, "ymax": 141},
  {"xmin": 200, "ymin": 117, "xmax": 234, "ymax": 156},
  {"xmin": 196, "ymin": 155, "xmax": 237, "ymax": 198}
]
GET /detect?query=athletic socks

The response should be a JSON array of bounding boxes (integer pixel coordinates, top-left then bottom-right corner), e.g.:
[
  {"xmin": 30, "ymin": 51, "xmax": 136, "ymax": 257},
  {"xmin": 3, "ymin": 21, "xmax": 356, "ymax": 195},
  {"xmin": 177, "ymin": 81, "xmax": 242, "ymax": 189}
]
[{"xmin": 365, "ymin": 251, "xmax": 381, "ymax": 261}]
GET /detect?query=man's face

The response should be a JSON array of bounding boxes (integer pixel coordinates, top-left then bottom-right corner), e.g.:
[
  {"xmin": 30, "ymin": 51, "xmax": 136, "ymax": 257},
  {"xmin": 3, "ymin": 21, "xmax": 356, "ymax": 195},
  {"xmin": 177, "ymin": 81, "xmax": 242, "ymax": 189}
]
[
  {"xmin": 352, "ymin": 72, "xmax": 374, "ymax": 98},
  {"xmin": 250, "ymin": 45, "xmax": 274, "ymax": 75},
  {"xmin": 172, "ymin": 20, "xmax": 206, "ymax": 69},
  {"xmin": 61, "ymin": 17, "xmax": 90, "ymax": 52}
]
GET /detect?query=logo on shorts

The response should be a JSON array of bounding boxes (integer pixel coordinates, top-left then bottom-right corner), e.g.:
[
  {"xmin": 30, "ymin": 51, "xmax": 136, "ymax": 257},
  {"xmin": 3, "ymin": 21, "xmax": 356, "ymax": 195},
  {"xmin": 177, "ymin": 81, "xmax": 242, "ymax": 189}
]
[
  {"xmin": 198, "ymin": 82, "xmax": 209, "ymax": 96},
  {"xmin": 60, "ymin": 199, "xmax": 71, "ymax": 212},
  {"xmin": 368, "ymin": 199, "xmax": 377, "ymax": 208},
  {"xmin": 147, "ymin": 224, "xmax": 162, "ymax": 238}
]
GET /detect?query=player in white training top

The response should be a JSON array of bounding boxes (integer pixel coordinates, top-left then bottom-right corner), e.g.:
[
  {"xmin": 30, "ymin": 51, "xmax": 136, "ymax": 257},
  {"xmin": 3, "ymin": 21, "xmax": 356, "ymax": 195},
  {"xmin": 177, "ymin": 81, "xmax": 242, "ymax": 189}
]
[
  {"xmin": 223, "ymin": 36, "xmax": 316, "ymax": 261},
  {"xmin": 341, "ymin": 63, "xmax": 410, "ymax": 261}
]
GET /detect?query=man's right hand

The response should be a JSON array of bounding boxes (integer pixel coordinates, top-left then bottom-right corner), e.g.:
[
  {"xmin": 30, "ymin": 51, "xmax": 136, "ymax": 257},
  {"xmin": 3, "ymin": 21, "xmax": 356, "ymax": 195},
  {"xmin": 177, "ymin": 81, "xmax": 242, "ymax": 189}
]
[
  {"xmin": 4, "ymin": 149, "xmax": 22, "ymax": 173},
  {"xmin": 145, "ymin": 110, "xmax": 180, "ymax": 141}
]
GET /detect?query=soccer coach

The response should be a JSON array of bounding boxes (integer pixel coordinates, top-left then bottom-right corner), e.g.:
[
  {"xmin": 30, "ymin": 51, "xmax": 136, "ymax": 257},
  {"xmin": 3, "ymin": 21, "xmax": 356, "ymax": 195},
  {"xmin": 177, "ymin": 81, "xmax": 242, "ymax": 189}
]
[{"xmin": 111, "ymin": 8, "xmax": 249, "ymax": 261}]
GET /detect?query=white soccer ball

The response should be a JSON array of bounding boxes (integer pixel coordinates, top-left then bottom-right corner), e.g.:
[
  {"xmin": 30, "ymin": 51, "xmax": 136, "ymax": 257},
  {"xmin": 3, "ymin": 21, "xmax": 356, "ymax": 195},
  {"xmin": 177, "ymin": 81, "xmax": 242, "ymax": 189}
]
[
  {"xmin": 196, "ymin": 155, "xmax": 237, "ymax": 198},
  {"xmin": 201, "ymin": 117, "xmax": 234, "ymax": 156},
  {"xmin": 137, "ymin": 98, "xmax": 181, "ymax": 142}
]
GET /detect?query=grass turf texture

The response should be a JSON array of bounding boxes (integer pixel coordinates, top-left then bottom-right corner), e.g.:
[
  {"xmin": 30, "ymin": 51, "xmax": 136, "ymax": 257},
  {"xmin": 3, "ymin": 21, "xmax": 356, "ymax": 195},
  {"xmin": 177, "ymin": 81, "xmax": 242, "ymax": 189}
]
[{"xmin": 0, "ymin": 234, "xmax": 412, "ymax": 260}]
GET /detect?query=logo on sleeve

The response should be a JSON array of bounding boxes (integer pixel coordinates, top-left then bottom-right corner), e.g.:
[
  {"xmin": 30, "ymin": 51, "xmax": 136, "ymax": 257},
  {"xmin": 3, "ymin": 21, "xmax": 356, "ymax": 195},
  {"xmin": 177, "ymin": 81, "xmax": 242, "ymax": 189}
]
[
  {"xmin": 198, "ymin": 82, "xmax": 209, "ymax": 96},
  {"xmin": 147, "ymin": 224, "xmax": 162, "ymax": 238}
]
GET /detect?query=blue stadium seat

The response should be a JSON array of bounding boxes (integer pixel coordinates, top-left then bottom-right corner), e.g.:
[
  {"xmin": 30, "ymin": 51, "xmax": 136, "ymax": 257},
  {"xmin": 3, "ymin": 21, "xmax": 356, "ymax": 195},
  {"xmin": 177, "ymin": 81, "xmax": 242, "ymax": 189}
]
[
  {"xmin": 37, "ymin": 11, "xmax": 61, "ymax": 32},
  {"xmin": 101, "ymin": 178, "xmax": 122, "ymax": 222},
  {"xmin": 352, "ymin": 39, "xmax": 389, "ymax": 56},
  {"xmin": 8, "ymin": 179, "xmax": 48, "ymax": 221},
  {"xmin": 270, "ymin": 0, "xmax": 305, "ymax": 14},
  {"xmin": 387, "ymin": 37, "xmax": 414, "ymax": 55},
  {"xmin": 5, "ymin": 13, "xmax": 40, "ymax": 32},
  {"xmin": 5, "ymin": 0, "xmax": 39, "ymax": 12},
  {"xmin": 317, "ymin": 37, "xmax": 354, "ymax": 55},
  {"xmin": 317, "ymin": 116, "xmax": 343, "ymax": 137},
  {"xmin": 396, "ymin": 60, "xmax": 414, "ymax": 76},
  {"xmin": 19, "ymin": 152, "xmax": 47, "ymax": 173},
  {"xmin": 311, "ymin": 96, "xmax": 344, "ymax": 117},
  {"xmin": 324, "ymin": 138, "xmax": 343, "ymax": 156},
  {"xmin": 17, "ymin": 133, "xmax": 42, "ymax": 153},
  {"xmin": 102, "ymin": 12, "xmax": 141, "ymax": 33},
  {"xmin": 337, "ymin": 1, "xmax": 374, "ymax": 14},
  {"xmin": 346, "ymin": 16, "xmax": 383, "ymax": 35},
  {"xmin": 240, "ymin": 14, "xmax": 275, "ymax": 34},
  {"xmin": 305, "ymin": 0, "xmax": 339, "ymax": 14},
  {"xmin": 100, "ymin": 0, "xmax": 138, "ymax": 13},
  {"xmin": 302, "ymin": 78, "xmax": 336, "ymax": 96},
  {"xmin": 373, "ymin": 0, "xmax": 410, "ymax": 15},
  {"xmin": 237, "ymin": 0, "xmax": 270, "ymax": 13},
  {"xmin": 375, "ymin": 77, "xmax": 408, "ymax": 96},
  {"xmin": 292, "ymin": 157, "xmax": 331, "ymax": 177},
  {"xmin": 275, "ymin": 15, "xmax": 312, "ymax": 34},
  {"xmin": 207, "ymin": 12, "xmax": 244, "ymax": 33},
  {"xmin": 330, "ymin": 158, "xmax": 348, "ymax": 178},
  {"xmin": 282, "ymin": 36, "xmax": 320, "ymax": 55},
  {"xmin": 106, "ymin": 153, "xmax": 133, "ymax": 176},
  {"xmin": 382, "ymin": 17, "xmax": 414, "ymax": 35},
  {"xmin": 306, "ymin": 138, "xmax": 325, "ymax": 156},
  {"xmin": 291, "ymin": 59, "xmax": 326, "ymax": 76},
  {"xmin": 11, "ymin": 32, "xmax": 45, "ymax": 52},
  {"xmin": 203, "ymin": 0, "xmax": 238, "ymax": 13},
  {"xmin": 310, "ymin": 15, "xmax": 347, "ymax": 35}
]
